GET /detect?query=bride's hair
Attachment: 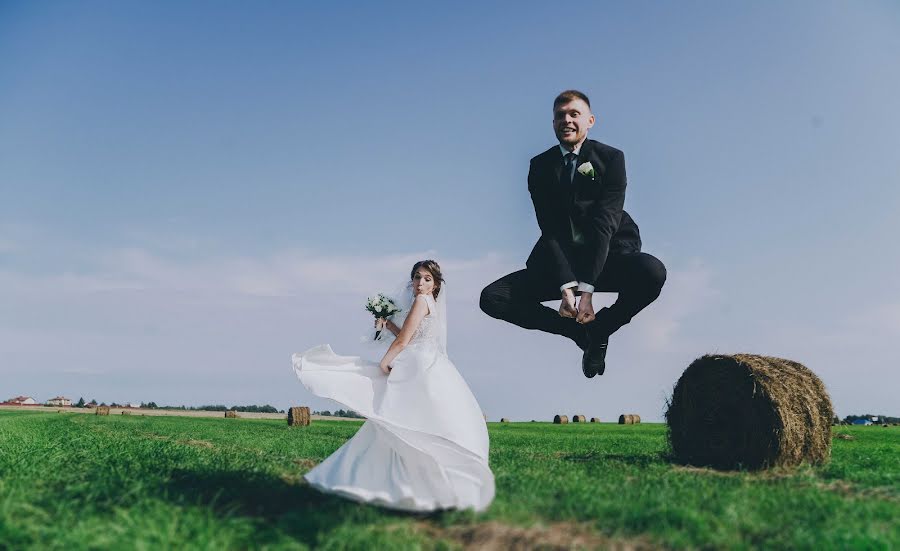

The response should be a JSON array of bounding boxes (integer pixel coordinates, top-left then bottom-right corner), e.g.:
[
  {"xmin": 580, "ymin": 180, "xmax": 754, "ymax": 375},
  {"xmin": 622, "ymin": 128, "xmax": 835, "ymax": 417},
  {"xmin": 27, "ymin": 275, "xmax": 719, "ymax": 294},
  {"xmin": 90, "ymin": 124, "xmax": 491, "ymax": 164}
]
[{"xmin": 410, "ymin": 260, "xmax": 444, "ymax": 299}]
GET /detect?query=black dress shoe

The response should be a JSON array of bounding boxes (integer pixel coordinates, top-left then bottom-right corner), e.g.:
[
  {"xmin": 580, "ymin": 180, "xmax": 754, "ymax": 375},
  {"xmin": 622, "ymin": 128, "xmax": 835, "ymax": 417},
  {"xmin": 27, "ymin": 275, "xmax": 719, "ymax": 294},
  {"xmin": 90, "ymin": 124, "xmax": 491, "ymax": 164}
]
[{"xmin": 582, "ymin": 333, "xmax": 608, "ymax": 378}]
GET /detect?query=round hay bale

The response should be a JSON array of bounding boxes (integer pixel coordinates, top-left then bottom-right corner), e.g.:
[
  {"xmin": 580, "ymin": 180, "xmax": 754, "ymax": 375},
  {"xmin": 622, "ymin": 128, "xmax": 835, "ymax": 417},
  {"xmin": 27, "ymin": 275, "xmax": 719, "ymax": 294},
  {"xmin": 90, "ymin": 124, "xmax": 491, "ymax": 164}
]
[
  {"xmin": 590, "ymin": 417, "xmax": 600, "ymax": 423},
  {"xmin": 553, "ymin": 414, "xmax": 569, "ymax": 424},
  {"xmin": 572, "ymin": 414, "xmax": 587, "ymax": 423},
  {"xmin": 287, "ymin": 406, "xmax": 310, "ymax": 427},
  {"xmin": 224, "ymin": 410, "xmax": 237, "ymax": 419},
  {"xmin": 95, "ymin": 406, "xmax": 110, "ymax": 416},
  {"xmin": 500, "ymin": 418, "xmax": 509, "ymax": 423},
  {"xmin": 882, "ymin": 424, "xmax": 889, "ymax": 428},
  {"xmin": 618, "ymin": 414, "xmax": 637, "ymax": 424},
  {"xmin": 121, "ymin": 410, "xmax": 131, "ymax": 415},
  {"xmin": 666, "ymin": 354, "xmax": 833, "ymax": 471}
]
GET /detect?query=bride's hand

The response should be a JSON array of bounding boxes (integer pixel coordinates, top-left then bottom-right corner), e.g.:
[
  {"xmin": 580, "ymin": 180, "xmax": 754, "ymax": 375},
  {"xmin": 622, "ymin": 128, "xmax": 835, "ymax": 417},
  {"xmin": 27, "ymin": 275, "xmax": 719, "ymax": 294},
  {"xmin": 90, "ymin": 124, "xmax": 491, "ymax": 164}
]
[
  {"xmin": 374, "ymin": 318, "xmax": 386, "ymax": 330},
  {"xmin": 380, "ymin": 363, "xmax": 391, "ymax": 375}
]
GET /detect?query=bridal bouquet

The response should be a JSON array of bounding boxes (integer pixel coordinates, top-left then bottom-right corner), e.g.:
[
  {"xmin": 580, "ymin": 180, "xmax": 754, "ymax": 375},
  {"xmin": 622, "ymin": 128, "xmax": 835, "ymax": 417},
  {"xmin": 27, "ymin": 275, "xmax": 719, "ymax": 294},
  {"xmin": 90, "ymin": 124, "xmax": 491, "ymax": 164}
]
[{"xmin": 365, "ymin": 294, "xmax": 402, "ymax": 341}]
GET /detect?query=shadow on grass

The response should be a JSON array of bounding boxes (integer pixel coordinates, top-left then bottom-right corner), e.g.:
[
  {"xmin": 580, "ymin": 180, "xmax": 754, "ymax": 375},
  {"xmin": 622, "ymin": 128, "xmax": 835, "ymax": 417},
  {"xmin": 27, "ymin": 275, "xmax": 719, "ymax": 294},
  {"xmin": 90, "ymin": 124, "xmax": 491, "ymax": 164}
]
[
  {"xmin": 163, "ymin": 468, "xmax": 440, "ymax": 547},
  {"xmin": 558, "ymin": 452, "xmax": 668, "ymax": 468}
]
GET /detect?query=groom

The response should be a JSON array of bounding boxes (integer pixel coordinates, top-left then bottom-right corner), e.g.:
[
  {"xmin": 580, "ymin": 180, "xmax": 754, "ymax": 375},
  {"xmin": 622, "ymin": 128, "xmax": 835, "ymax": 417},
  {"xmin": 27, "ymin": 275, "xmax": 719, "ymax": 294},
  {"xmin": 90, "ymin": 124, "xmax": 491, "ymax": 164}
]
[{"xmin": 480, "ymin": 90, "xmax": 666, "ymax": 378}]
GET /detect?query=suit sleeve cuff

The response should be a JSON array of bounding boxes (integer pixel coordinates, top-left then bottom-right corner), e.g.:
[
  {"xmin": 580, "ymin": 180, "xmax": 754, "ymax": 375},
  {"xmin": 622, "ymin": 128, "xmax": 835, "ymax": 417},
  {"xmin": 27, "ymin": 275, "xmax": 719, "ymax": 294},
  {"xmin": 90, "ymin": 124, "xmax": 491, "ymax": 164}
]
[
  {"xmin": 577, "ymin": 282, "xmax": 595, "ymax": 293},
  {"xmin": 560, "ymin": 281, "xmax": 578, "ymax": 292}
]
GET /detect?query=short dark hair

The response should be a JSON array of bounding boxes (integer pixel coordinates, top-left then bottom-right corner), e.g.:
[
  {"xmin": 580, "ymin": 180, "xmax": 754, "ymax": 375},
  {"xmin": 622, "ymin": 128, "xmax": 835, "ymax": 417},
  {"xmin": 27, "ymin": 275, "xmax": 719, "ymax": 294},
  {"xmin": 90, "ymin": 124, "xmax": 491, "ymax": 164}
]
[{"xmin": 553, "ymin": 90, "xmax": 591, "ymax": 110}]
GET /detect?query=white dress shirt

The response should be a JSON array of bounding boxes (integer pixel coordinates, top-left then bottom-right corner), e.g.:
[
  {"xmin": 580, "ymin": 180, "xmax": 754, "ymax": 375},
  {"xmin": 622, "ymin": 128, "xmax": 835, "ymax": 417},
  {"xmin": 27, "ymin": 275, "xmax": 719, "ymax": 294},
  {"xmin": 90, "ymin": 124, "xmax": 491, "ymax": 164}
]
[{"xmin": 557, "ymin": 143, "xmax": 595, "ymax": 294}]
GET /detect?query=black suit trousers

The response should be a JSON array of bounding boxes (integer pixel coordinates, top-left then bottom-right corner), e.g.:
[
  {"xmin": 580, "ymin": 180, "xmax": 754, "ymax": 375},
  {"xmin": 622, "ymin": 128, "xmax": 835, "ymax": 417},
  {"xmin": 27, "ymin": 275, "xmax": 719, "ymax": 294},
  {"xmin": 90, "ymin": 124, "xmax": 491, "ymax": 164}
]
[{"xmin": 480, "ymin": 252, "xmax": 666, "ymax": 343}]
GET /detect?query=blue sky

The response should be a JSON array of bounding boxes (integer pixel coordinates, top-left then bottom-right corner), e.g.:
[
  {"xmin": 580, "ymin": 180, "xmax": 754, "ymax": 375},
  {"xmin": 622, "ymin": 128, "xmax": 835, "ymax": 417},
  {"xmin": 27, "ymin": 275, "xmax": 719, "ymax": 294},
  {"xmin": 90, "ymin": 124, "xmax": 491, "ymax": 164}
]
[{"xmin": 2, "ymin": 2, "xmax": 899, "ymax": 420}]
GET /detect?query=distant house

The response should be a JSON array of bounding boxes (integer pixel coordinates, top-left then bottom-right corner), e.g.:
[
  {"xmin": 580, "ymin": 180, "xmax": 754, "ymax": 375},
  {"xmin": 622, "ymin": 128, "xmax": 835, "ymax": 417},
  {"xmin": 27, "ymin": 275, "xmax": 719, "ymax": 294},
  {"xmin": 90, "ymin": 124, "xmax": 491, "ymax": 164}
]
[
  {"xmin": 46, "ymin": 396, "xmax": 72, "ymax": 407},
  {"xmin": 851, "ymin": 419, "xmax": 873, "ymax": 426},
  {"xmin": 2, "ymin": 396, "xmax": 39, "ymax": 406}
]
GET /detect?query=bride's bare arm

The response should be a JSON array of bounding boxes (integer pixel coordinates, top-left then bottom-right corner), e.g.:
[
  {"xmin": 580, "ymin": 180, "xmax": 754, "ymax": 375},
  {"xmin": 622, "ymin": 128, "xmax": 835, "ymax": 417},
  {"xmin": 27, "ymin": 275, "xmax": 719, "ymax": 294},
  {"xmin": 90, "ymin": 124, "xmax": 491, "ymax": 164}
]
[
  {"xmin": 384, "ymin": 319, "xmax": 401, "ymax": 337},
  {"xmin": 379, "ymin": 296, "xmax": 428, "ymax": 374}
]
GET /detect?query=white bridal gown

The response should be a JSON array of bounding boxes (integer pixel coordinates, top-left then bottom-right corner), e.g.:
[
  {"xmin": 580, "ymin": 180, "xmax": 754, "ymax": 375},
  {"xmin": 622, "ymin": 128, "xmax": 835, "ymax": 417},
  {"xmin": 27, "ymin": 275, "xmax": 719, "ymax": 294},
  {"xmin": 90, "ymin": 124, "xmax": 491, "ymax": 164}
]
[{"xmin": 291, "ymin": 293, "xmax": 494, "ymax": 512}]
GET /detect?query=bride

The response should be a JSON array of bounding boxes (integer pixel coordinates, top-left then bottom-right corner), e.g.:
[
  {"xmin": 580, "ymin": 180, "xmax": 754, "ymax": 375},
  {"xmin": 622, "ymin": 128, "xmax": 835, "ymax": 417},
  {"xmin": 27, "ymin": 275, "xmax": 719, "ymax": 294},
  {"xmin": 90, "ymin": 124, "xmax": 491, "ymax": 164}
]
[{"xmin": 291, "ymin": 260, "xmax": 495, "ymax": 512}]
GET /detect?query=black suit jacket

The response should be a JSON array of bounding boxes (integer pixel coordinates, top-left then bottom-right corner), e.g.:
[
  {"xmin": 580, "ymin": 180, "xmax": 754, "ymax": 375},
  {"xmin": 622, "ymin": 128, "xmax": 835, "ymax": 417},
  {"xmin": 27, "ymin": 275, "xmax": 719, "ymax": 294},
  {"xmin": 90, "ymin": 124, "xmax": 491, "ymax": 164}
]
[{"xmin": 525, "ymin": 139, "xmax": 642, "ymax": 288}]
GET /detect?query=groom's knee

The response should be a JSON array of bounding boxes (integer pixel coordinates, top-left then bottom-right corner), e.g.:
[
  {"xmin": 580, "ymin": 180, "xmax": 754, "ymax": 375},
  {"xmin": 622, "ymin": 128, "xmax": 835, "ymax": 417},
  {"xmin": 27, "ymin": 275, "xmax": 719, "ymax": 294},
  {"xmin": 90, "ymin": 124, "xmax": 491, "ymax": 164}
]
[
  {"xmin": 638, "ymin": 254, "xmax": 667, "ymax": 299},
  {"xmin": 479, "ymin": 283, "xmax": 506, "ymax": 319}
]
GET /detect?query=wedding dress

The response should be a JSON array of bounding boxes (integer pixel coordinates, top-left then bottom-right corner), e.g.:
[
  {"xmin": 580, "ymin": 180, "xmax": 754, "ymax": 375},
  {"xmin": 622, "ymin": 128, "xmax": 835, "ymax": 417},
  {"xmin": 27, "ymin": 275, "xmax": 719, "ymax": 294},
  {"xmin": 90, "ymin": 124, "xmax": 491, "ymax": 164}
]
[{"xmin": 291, "ymin": 286, "xmax": 494, "ymax": 512}]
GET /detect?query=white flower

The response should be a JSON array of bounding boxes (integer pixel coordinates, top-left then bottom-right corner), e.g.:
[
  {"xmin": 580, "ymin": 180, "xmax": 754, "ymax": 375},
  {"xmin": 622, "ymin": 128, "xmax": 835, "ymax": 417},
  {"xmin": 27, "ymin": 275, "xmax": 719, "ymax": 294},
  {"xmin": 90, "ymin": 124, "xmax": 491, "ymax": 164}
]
[
  {"xmin": 374, "ymin": 304, "xmax": 382, "ymax": 313},
  {"xmin": 577, "ymin": 162, "xmax": 595, "ymax": 178}
]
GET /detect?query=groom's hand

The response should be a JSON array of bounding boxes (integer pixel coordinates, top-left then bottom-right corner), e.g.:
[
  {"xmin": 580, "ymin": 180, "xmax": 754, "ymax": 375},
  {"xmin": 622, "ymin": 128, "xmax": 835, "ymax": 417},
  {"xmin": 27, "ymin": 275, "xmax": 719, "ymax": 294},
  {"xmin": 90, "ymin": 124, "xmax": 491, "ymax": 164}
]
[
  {"xmin": 559, "ymin": 288, "xmax": 577, "ymax": 318},
  {"xmin": 576, "ymin": 293, "xmax": 595, "ymax": 324}
]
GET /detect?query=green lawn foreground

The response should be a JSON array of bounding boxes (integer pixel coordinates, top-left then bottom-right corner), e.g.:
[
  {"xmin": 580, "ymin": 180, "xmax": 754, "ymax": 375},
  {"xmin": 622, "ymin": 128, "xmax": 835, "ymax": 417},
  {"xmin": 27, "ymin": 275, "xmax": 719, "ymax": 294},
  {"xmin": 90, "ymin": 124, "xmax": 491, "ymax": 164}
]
[{"xmin": 0, "ymin": 410, "xmax": 896, "ymax": 550}]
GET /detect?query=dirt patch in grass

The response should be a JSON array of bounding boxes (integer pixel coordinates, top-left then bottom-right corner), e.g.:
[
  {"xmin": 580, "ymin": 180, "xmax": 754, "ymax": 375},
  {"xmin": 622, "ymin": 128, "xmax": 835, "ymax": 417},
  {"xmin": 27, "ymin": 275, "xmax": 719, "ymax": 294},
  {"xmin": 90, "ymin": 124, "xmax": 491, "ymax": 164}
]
[
  {"xmin": 815, "ymin": 480, "xmax": 899, "ymax": 502},
  {"xmin": 549, "ymin": 452, "xmax": 664, "ymax": 467},
  {"xmin": 139, "ymin": 433, "xmax": 214, "ymax": 450},
  {"xmin": 673, "ymin": 465, "xmax": 898, "ymax": 502},
  {"xmin": 671, "ymin": 464, "xmax": 808, "ymax": 480},
  {"xmin": 414, "ymin": 520, "xmax": 659, "ymax": 551},
  {"xmin": 280, "ymin": 473, "xmax": 305, "ymax": 485},
  {"xmin": 279, "ymin": 459, "xmax": 319, "ymax": 485},
  {"xmin": 671, "ymin": 465, "xmax": 743, "ymax": 477},
  {"xmin": 554, "ymin": 451, "xmax": 599, "ymax": 463},
  {"xmin": 292, "ymin": 458, "xmax": 318, "ymax": 470},
  {"xmin": 141, "ymin": 432, "xmax": 171, "ymax": 441},
  {"xmin": 178, "ymin": 439, "xmax": 214, "ymax": 449}
]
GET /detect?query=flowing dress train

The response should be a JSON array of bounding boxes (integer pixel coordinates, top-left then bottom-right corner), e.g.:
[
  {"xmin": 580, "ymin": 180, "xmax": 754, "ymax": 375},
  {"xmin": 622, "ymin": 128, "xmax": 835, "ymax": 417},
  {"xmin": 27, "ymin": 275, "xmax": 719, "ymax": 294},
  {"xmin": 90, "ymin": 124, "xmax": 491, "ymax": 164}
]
[{"xmin": 291, "ymin": 294, "xmax": 494, "ymax": 512}]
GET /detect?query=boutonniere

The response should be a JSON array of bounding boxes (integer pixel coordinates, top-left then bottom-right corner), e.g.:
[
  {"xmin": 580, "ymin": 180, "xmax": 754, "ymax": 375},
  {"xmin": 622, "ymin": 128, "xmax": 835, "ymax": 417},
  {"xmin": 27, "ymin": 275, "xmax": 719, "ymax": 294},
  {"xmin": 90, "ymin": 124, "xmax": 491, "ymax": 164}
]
[{"xmin": 577, "ymin": 162, "xmax": 596, "ymax": 180}]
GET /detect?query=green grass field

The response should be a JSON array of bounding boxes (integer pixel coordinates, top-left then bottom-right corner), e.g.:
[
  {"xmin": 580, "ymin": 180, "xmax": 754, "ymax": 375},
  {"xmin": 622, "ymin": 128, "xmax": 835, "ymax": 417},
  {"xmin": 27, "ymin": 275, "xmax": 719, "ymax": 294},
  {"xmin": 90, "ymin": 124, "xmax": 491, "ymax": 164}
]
[{"xmin": 0, "ymin": 410, "xmax": 897, "ymax": 550}]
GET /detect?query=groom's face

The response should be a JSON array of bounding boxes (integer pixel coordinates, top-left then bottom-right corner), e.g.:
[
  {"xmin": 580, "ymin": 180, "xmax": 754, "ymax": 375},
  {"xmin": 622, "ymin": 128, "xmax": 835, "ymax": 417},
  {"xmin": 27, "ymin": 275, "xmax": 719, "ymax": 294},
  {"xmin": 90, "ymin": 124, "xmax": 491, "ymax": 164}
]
[{"xmin": 553, "ymin": 99, "xmax": 594, "ymax": 148}]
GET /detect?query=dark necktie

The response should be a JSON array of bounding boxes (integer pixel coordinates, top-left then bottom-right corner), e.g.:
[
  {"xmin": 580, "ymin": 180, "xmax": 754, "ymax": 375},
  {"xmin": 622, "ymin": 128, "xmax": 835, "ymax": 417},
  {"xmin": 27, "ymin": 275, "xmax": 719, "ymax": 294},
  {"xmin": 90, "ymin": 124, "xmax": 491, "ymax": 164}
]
[
  {"xmin": 564, "ymin": 152, "xmax": 577, "ymax": 185},
  {"xmin": 564, "ymin": 151, "xmax": 584, "ymax": 243}
]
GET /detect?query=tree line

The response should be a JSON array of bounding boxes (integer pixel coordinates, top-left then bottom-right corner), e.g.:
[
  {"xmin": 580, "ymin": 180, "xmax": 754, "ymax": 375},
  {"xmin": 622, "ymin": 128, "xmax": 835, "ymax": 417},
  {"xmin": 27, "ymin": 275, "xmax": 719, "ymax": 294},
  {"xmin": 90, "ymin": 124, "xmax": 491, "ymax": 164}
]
[
  {"xmin": 841, "ymin": 414, "xmax": 899, "ymax": 424},
  {"xmin": 313, "ymin": 409, "xmax": 365, "ymax": 419},
  {"xmin": 69, "ymin": 398, "xmax": 282, "ymax": 413}
]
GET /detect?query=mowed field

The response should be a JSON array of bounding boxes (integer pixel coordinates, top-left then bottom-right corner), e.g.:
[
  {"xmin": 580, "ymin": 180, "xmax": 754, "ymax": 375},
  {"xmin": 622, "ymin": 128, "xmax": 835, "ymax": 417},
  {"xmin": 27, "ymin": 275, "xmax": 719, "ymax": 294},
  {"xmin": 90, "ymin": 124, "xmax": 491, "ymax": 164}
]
[{"xmin": 0, "ymin": 410, "xmax": 897, "ymax": 550}]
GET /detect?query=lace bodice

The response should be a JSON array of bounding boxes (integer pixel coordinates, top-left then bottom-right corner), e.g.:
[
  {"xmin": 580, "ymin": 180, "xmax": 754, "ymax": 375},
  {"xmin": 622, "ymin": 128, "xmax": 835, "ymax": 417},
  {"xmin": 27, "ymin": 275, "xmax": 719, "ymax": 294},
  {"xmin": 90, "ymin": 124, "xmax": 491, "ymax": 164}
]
[{"xmin": 409, "ymin": 295, "xmax": 439, "ymax": 345}]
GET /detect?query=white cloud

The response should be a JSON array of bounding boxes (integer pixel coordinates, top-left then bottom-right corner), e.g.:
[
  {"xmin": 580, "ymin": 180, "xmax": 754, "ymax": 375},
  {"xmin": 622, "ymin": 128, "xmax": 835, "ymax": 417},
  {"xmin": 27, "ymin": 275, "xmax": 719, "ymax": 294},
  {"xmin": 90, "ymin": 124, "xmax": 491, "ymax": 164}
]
[
  {"xmin": 630, "ymin": 258, "xmax": 720, "ymax": 349},
  {"xmin": 0, "ymin": 246, "xmax": 523, "ymax": 411},
  {"xmin": 1, "ymin": 246, "xmax": 893, "ymax": 420},
  {"xmin": 847, "ymin": 302, "xmax": 900, "ymax": 338},
  {"xmin": 77, "ymin": 247, "xmax": 508, "ymax": 299},
  {"xmin": 61, "ymin": 367, "xmax": 106, "ymax": 376}
]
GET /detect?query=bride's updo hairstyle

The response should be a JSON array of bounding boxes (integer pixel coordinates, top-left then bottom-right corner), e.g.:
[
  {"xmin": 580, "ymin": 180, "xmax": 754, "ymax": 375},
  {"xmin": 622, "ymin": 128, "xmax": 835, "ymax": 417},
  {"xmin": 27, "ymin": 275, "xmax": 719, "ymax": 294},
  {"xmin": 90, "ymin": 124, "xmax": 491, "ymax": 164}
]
[{"xmin": 410, "ymin": 259, "xmax": 444, "ymax": 299}]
